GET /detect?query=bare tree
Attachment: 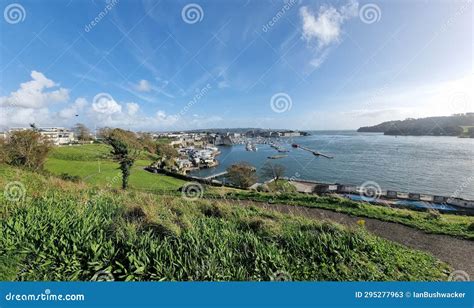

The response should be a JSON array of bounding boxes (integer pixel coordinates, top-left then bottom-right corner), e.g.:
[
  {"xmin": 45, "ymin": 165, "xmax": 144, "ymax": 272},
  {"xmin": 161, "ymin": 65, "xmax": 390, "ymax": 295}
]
[
  {"xmin": 73, "ymin": 123, "xmax": 92, "ymax": 142},
  {"xmin": 260, "ymin": 162, "xmax": 285, "ymax": 181}
]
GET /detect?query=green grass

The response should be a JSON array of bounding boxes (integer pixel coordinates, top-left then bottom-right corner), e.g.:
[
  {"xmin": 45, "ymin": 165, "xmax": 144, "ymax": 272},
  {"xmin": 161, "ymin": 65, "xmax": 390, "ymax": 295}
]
[
  {"xmin": 45, "ymin": 144, "xmax": 184, "ymax": 191},
  {"xmin": 48, "ymin": 144, "xmax": 112, "ymax": 161},
  {"xmin": 0, "ymin": 166, "xmax": 450, "ymax": 281},
  {"xmin": 266, "ymin": 180, "xmax": 297, "ymax": 193},
  {"xmin": 211, "ymin": 191, "xmax": 474, "ymax": 240},
  {"xmin": 45, "ymin": 144, "xmax": 474, "ymax": 240}
]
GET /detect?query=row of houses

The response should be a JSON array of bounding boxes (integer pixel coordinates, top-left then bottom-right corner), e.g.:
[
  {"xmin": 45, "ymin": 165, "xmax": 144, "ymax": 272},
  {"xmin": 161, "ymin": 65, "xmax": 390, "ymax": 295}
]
[
  {"xmin": 155, "ymin": 130, "xmax": 309, "ymax": 147},
  {"xmin": 1, "ymin": 127, "xmax": 76, "ymax": 145},
  {"xmin": 281, "ymin": 178, "xmax": 474, "ymax": 210}
]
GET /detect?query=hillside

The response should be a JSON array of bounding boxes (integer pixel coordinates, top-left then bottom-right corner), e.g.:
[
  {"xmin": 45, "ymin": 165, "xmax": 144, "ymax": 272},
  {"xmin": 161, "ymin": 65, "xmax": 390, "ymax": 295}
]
[
  {"xmin": 357, "ymin": 114, "xmax": 474, "ymax": 137},
  {"xmin": 45, "ymin": 144, "xmax": 185, "ymax": 191},
  {"xmin": 0, "ymin": 165, "xmax": 451, "ymax": 281}
]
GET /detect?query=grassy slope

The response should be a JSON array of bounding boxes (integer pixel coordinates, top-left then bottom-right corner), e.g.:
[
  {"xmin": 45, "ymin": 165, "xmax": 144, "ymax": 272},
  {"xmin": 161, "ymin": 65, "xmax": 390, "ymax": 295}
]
[
  {"xmin": 0, "ymin": 166, "xmax": 450, "ymax": 281},
  {"xmin": 46, "ymin": 145, "xmax": 474, "ymax": 239},
  {"xmin": 45, "ymin": 144, "xmax": 184, "ymax": 191},
  {"xmin": 213, "ymin": 191, "xmax": 474, "ymax": 240}
]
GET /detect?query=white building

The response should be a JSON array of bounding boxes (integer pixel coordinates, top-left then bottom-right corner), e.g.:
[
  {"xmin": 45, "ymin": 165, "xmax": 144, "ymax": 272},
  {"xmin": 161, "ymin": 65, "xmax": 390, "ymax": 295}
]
[{"xmin": 8, "ymin": 127, "xmax": 75, "ymax": 145}]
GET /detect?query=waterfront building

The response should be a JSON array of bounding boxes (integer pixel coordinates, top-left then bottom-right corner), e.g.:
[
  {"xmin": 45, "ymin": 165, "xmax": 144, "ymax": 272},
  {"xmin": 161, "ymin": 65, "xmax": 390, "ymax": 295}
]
[
  {"xmin": 8, "ymin": 127, "xmax": 76, "ymax": 145},
  {"xmin": 408, "ymin": 193, "xmax": 421, "ymax": 201},
  {"xmin": 447, "ymin": 197, "xmax": 474, "ymax": 209},
  {"xmin": 386, "ymin": 190, "xmax": 398, "ymax": 198}
]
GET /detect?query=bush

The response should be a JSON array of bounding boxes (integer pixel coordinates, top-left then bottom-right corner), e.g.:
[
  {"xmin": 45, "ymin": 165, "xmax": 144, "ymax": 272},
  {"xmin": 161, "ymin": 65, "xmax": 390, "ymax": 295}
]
[
  {"xmin": 1, "ymin": 130, "xmax": 51, "ymax": 171},
  {"xmin": 267, "ymin": 180, "xmax": 297, "ymax": 193},
  {"xmin": 226, "ymin": 162, "xmax": 257, "ymax": 188},
  {"xmin": 59, "ymin": 173, "xmax": 81, "ymax": 183},
  {"xmin": 468, "ymin": 222, "xmax": 474, "ymax": 232},
  {"xmin": 426, "ymin": 208, "xmax": 441, "ymax": 220}
]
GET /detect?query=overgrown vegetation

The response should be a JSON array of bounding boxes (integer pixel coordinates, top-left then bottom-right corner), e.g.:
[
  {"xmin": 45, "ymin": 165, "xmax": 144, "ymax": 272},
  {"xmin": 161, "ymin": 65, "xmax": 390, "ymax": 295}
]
[
  {"xmin": 0, "ymin": 130, "xmax": 51, "ymax": 171},
  {"xmin": 155, "ymin": 143, "xmax": 178, "ymax": 170},
  {"xmin": 0, "ymin": 166, "xmax": 450, "ymax": 281},
  {"xmin": 266, "ymin": 180, "xmax": 297, "ymax": 193},
  {"xmin": 212, "ymin": 191, "xmax": 474, "ymax": 240},
  {"xmin": 226, "ymin": 162, "xmax": 257, "ymax": 188}
]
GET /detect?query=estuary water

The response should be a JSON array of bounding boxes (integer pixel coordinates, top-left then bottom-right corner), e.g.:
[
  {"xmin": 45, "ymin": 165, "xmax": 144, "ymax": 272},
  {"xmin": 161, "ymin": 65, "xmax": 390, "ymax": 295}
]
[{"xmin": 190, "ymin": 131, "xmax": 474, "ymax": 200}]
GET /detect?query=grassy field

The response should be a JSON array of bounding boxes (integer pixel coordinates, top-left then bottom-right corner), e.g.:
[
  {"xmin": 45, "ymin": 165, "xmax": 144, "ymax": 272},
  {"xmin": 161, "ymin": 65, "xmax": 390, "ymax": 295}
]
[
  {"xmin": 45, "ymin": 144, "xmax": 184, "ymax": 191},
  {"xmin": 212, "ymin": 191, "xmax": 474, "ymax": 240},
  {"xmin": 0, "ymin": 165, "xmax": 451, "ymax": 281},
  {"xmin": 45, "ymin": 144, "xmax": 474, "ymax": 240}
]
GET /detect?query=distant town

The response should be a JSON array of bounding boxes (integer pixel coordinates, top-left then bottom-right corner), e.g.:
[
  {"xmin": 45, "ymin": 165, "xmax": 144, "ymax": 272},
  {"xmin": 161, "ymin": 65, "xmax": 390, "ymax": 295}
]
[{"xmin": 0, "ymin": 126, "xmax": 309, "ymax": 174}]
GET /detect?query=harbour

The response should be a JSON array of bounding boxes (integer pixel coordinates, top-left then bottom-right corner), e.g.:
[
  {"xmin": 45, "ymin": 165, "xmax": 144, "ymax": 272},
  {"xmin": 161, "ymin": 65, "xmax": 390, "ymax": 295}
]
[{"xmin": 189, "ymin": 131, "xmax": 474, "ymax": 200}]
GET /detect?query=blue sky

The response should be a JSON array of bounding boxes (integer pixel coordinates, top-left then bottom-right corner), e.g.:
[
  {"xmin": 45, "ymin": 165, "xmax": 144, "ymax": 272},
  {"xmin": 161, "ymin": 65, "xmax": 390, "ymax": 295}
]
[{"xmin": 0, "ymin": 0, "xmax": 472, "ymax": 131}]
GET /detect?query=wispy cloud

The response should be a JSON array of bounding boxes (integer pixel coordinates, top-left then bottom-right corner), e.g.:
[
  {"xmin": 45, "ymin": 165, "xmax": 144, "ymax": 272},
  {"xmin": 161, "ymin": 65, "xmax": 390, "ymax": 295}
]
[
  {"xmin": 300, "ymin": 0, "xmax": 358, "ymax": 67},
  {"xmin": 133, "ymin": 79, "xmax": 152, "ymax": 92}
]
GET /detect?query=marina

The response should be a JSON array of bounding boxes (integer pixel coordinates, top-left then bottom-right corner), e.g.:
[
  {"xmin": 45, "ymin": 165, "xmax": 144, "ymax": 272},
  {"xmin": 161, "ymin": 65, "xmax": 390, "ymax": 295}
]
[{"xmin": 189, "ymin": 131, "xmax": 474, "ymax": 200}]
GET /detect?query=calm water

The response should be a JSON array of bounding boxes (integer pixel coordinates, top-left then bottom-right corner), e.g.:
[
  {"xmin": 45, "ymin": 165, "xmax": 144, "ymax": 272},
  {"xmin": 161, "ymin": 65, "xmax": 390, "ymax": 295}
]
[{"xmin": 190, "ymin": 131, "xmax": 474, "ymax": 200}]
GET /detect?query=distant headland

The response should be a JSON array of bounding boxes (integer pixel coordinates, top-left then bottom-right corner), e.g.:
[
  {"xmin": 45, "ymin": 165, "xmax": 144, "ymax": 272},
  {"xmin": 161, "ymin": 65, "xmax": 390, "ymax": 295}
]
[{"xmin": 357, "ymin": 113, "xmax": 474, "ymax": 137}]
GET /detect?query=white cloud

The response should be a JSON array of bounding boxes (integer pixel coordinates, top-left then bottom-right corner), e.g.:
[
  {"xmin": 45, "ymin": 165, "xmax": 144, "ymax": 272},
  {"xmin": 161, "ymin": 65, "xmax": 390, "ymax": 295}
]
[
  {"xmin": 134, "ymin": 79, "xmax": 151, "ymax": 92},
  {"xmin": 300, "ymin": 0, "xmax": 358, "ymax": 47},
  {"xmin": 0, "ymin": 70, "xmax": 69, "ymax": 108},
  {"xmin": 91, "ymin": 95, "xmax": 122, "ymax": 114},
  {"xmin": 156, "ymin": 110, "xmax": 179, "ymax": 126},
  {"xmin": 126, "ymin": 102, "xmax": 140, "ymax": 115},
  {"xmin": 58, "ymin": 98, "xmax": 87, "ymax": 119},
  {"xmin": 300, "ymin": 0, "xmax": 358, "ymax": 68}
]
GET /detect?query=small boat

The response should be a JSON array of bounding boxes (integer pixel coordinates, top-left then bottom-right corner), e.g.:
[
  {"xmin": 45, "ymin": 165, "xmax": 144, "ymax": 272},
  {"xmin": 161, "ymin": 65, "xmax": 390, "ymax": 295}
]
[
  {"xmin": 245, "ymin": 142, "xmax": 257, "ymax": 152},
  {"xmin": 267, "ymin": 154, "xmax": 288, "ymax": 159}
]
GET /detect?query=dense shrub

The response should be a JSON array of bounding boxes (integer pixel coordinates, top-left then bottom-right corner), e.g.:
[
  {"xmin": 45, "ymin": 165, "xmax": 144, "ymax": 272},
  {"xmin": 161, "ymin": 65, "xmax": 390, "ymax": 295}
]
[{"xmin": 1, "ymin": 130, "xmax": 51, "ymax": 171}]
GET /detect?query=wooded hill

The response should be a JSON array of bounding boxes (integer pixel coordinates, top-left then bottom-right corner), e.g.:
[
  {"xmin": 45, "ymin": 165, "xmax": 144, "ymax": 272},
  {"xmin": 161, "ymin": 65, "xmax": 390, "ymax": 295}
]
[{"xmin": 357, "ymin": 113, "xmax": 474, "ymax": 137}]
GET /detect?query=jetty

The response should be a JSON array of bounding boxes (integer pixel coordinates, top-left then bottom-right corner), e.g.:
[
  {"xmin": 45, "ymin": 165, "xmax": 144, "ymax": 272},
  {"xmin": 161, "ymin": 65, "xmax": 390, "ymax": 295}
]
[
  {"xmin": 268, "ymin": 154, "xmax": 288, "ymax": 159},
  {"xmin": 291, "ymin": 143, "xmax": 333, "ymax": 159},
  {"xmin": 203, "ymin": 171, "xmax": 228, "ymax": 180}
]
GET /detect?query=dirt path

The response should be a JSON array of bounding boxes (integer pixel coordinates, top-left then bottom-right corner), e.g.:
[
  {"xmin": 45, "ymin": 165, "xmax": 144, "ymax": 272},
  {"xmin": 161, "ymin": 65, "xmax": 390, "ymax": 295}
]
[{"xmin": 231, "ymin": 200, "xmax": 474, "ymax": 280}]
